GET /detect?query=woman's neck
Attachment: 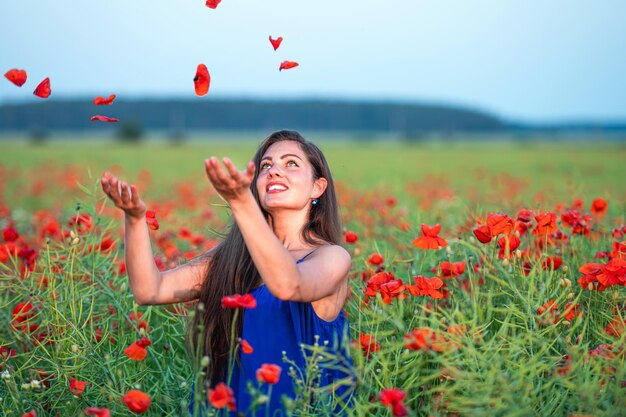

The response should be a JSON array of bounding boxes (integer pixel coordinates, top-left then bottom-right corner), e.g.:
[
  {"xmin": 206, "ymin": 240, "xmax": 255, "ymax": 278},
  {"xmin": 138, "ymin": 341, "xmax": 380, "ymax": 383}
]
[{"xmin": 267, "ymin": 209, "xmax": 312, "ymax": 250}]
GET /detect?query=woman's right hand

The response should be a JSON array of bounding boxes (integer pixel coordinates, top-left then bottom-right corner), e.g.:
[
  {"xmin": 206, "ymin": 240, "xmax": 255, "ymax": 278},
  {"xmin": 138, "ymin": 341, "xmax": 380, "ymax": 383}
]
[{"xmin": 101, "ymin": 171, "xmax": 147, "ymax": 220}]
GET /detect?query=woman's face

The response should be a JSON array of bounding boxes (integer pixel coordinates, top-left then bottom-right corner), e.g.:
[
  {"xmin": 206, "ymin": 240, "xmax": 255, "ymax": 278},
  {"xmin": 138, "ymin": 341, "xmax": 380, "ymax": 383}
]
[{"xmin": 256, "ymin": 140, "xmax": 325, "ymax": 212}]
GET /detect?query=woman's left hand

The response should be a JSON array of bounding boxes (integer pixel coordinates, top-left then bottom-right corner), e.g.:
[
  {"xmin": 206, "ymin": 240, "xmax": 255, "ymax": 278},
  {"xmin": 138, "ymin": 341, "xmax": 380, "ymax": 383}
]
[{"xmin": 204, "ymin": 157, "xmax": 256, "ymax": 203}]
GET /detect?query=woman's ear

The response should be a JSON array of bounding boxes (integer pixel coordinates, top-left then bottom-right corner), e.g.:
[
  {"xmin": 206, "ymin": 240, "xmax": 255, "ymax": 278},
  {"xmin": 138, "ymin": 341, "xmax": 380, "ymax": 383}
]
[{"xmin": 312, "ymin": 177, "xmax": 328, "ymax": 199}]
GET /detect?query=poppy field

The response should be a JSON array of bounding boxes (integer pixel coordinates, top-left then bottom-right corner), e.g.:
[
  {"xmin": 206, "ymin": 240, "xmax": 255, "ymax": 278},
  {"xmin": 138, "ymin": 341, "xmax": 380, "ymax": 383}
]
[{"xmin": 1, "ymin": 139, "xmax": 625, "ymax": 417}]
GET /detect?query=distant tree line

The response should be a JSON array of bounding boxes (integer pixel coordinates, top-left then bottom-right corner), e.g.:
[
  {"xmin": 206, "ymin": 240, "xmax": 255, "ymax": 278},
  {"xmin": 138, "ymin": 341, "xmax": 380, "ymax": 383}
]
[
  {"xmin": 0, "ymin": 98, "xmax": 506, "ymax": 135},
  {"xmin": 1, "ymin": 98, "xmax": 625, "ymax": 141}
]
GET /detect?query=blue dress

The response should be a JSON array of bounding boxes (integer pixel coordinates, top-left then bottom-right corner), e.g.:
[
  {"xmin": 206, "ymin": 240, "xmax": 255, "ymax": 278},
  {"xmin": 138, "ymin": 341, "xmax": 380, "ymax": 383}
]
[{"xmin": 190, "ymin": 254, "xmax": 355, "ymax": 416}]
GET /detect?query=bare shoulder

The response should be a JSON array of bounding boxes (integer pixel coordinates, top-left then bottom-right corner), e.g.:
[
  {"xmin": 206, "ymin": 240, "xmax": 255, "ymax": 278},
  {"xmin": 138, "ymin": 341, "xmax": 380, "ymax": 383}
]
[{"xmin": 310, "ymin": 244, "xmax": 352, "ymax": 271}]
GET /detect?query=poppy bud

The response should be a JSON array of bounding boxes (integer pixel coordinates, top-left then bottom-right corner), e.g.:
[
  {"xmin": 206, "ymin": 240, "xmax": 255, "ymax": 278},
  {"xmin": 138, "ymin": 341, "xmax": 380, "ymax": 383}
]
[
  {"xmin": 559, "ymin": 279, "xmax": 565, "ymax": 287},
  {"xmin": 564, "ymin": 278, "xmax": 572, "ymax": 287},
  {"xmin": 562, "ymin": 320, "xmax": 570, "ymax": 326},
  {"xmin": 71, "ymin": 237, "xmax": 80, "ymax": 246},
  {"xmin": 502, "ymin": 258, "xmax": 509, "ymax": 267},
  {"xmin": 562, "ymin": 265, "xmax": 569, "ymax": 273},
  {"xmin": 567, "ymin": 292, "xmax": 574, "ymax": 300},
  {"xmin": 201, "ymin": 356, "xmax": 210, "ymax": 367}
]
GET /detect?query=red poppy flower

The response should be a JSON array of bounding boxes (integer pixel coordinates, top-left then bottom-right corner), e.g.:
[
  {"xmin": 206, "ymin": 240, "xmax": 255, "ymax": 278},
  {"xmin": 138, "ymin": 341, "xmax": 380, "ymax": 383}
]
[
  {"xmin": 256, "ymin": 363, "xmax": 281, "ymax": 384},
  {"xmin": 3, "ymin": 226, "xmax": 19, "ymax": 242},
  {"xmin": 497, "ymin": 234, "xmax": 520, "ymax": 259},
  {"xmin": 406, "ymin": 276, "xmax": 444, "ymax": 299},
  {"xmin": 379, "ymin": 388, "xmax": 409, "ymax": 417},
  {"xmin": 206, "ymin": 0, "xmax": 221, "ymax": 9},
  {"xmin": 537, "ymin": 300, "xmax": 559, "ymax": 326},
  {"xmin": 433, "ymin": 261, "xmax": 465, "ymax": 279},
  {"xmin": 269, "ymin": 36, "xmax": 283, "ymax": 50},
  {"xmin": 11, "ymin": 302, "xmax": 38, "ymax": 333},
  {"xmin": 124, "ymin": 337, "xmax": 152, "ymax": 361},
  {"xmin": 344, "ymin": 231, "xmax": 358, "ymax": 243},
  {"xmin": 90, "ymin": 115, "xmax": 119, "ymax": 123},
  {"xmin": 590, "ymin": 197, "xmax": 607, "ymax": 216},
  {"xmin": 486, "ymin": 213, "xmax": 514, "ymax": 236},
  {"xmin": 358, "ymin": 332, "xmax": 380, "ymax": 358},
  {"xmin": 532, "ymin": 212, "xmax": 558, "ymax": 236},
  {"xmin": 542, "ymin": 256, "xmax": 563, "ymax": 270},
  {"xmin": 85, "ymin": 408, "xmax": 111, "ymax": 417},
  {"xmin": 404, "ymin": 327, "xmax": 446, "ymax": 352},
  {"xmin": 4, "ymin": 69, "xmax": 27, "ymax": 86},
  {"xmin": 194, "ymin": 64, "xmax": 210, "ymax": 96},
  {"xmin": 22, "ymin": 411, "xmax": 37, "ymax": 417},
  {"xmin": 240, "ymin": 339, "xmax": 253, "ymax": 354},
  {"xmin": 145, "ymin": 210, "xmax": 159, "ymax": 231},
  {"xmin": 120, "ymin": 390, "xmax": 151, "ymax": 413},
  {"xmin": 68, "ymin": 213, "xmax": 93, "ymax": 234},
  {"xmin": 605, "ymin": 315, "xmax": 625, "ymax": 338},
  {"xmin": 33, "ymin": 77, "xmax": 51, "ymax": 98},
  {"xmin": 472, "ymin": 225, "xmax": 492, "ymax": 244},
  {"xmin": 368, "ymin": 253, "xmax": 384, "ymax": 265},
  {"xmin": 70, "ymin": 377, "xmax": 88, "ymax": 395},
  {"xmin": 208, "ymin": 382, "xmax": 236, "ymax": 410},
  {"xmin": 597, "ymin": 257, "xmax": 626, "ymax": 287},
  {"xmin": 412, "ymin": 224, "xmax": 448, "ymax": 250},
  {"xmin": 562, "ymin": 302, "xmax": 583, "ymax": 321},
  {"xmin": 221, "ymin": 293, "xmax": 257, "ymax": 309},
  {"xmin": 279, "ymin": 61, "xmax": 299, "ymax": 71},
  {"xmin": 364, "ymin": 272, "xmax": 407, "ymax": 304},
  {"xmin": 94, "ymin": 95, "xmax": 116, "ymax": 105}
]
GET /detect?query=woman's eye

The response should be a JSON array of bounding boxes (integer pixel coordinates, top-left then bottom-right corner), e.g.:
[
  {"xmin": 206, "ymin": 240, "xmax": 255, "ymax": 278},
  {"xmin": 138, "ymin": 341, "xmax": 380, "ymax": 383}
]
[
  {"xmin": 287, "ymin": 160, "xmax": 298, "ymax": 167},
  {"xmin": 261, "ymin": 162, "xmax": 271, "ymax": 169}
]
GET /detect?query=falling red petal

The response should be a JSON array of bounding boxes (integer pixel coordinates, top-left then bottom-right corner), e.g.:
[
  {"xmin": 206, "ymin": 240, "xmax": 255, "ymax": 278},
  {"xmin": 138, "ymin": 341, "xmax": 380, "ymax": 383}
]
[
  {"xmin": 90, "ymin": 115, "xmax": 119, "ymax": 123},
  {"xmin": 279, "ymin": 61, "xmax": 299, "ymax": 71},
  {"xmin": 206, "ymin": 0, "xmax": 221, "ymax": 9},
  {"xmin": 33, "ymin": 77, "xmax": 51, "ymax": 98},
  {"xmin": 94, "ymin": 94, "xmax": 116, "ymax": 105},
  {"xmin": 4, "ymin": 69, "xmax": 27, "ymax": 87},
  {"xmin": 194, "ymin": 64, "xmax": 211, "ymax": 96},
  {"xmin": 269, "ymin": 36, "xmax": 283, "ymax": 51}
]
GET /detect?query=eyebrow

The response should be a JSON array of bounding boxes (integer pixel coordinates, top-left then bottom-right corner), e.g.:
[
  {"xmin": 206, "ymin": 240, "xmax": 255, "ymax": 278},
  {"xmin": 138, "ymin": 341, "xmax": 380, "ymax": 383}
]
[{"xmin": 260, "ymin": 153, "xmax": 303, "ymax": 161}]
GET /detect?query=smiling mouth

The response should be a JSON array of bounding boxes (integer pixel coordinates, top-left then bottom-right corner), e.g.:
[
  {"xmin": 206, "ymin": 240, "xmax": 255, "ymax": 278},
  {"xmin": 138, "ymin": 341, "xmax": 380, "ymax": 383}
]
[{"xmin": 267, "ymin": 183, "xmax": 288, "ymax": 193}]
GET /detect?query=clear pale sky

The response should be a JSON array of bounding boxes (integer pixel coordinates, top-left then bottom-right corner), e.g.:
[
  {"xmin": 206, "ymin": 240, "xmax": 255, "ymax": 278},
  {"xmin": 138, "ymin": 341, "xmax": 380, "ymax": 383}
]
[{"xmin": 1, "ymin": 0, "xmax": 625, "ymax": 122}]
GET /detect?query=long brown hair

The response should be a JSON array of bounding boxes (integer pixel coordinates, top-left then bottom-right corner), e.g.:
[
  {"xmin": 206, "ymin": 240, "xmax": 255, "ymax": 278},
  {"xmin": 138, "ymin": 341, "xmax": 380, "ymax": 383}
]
[{"xmin": 187, "ymin": 130, "xmax": 342, "ymax": 387}]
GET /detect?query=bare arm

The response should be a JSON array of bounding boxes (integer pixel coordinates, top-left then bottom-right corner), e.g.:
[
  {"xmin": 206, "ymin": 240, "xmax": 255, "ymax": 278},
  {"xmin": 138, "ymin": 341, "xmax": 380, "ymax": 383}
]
[
  {"xmin": 204, "ymin": 157, "xmax": 351, "ymax": 302},
  {"xmin": 101, "ymin": 171, "xmax": 207, "ymax": 305}
]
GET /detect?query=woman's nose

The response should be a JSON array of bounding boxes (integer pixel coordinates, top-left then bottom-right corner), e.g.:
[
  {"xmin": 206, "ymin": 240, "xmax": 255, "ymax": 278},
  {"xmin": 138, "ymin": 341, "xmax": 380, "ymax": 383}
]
[{"xmin": 268, "ymin": 164, "xmax": 283, "ymax": 177}]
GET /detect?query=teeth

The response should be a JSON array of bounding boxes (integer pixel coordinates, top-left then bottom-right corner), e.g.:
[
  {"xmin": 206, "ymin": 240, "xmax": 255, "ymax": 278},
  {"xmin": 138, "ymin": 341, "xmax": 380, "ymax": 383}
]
[{"xmin": 268, "ymin": 184, "xmax": 287, "ymax": 191}]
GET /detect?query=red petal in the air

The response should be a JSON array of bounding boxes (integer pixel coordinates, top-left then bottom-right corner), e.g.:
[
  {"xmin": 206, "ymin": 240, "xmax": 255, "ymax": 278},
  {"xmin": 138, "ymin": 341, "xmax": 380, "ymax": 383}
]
[
  {"xmin": 33, "ymin": 77, "xmax": 51, "ymax": 98},
  {"xmin": 206, "ymin": 0, "xmax": 221, "ymax": 10},
  {"xmin": 4, "ymin": 69, "xmax": 27, "ymax": 86},
  {"xmin": 279, "ymin": 61, "xmax": 299, "ymax": 71},
  {"xmin": 269, "ymin": 36, "xmax": 283, "ymax": 51},
  {"xmin": 94, "ymin": 95, "xmax": 116, "ymax": 105},
  {"xmin": 194, "ymin": 64, "xmax": 211, "ymax": 96},
  {"xmin": 90, "ymin": 115, "xmax": 119, "ymax": 123}
]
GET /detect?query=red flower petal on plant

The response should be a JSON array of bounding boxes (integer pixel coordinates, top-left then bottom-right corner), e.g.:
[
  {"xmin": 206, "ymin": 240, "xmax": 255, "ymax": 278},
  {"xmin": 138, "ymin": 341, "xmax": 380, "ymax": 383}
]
[
  {"xmin": 590, "ymin": 197, "xmax": 607, "ymax": 216},
  {"xmin": 120, "ymin": 390, "xmax": 151, "ymax": 413},
  {"xmin": 473, "ymin": 225, "xmax": 492, "ymax": 244},
  {"xmin": 208, "ymin": 382, "xmax": 236, "ymax": 410},
  {"xmin": 33, "ymin": 77, "xmax": 51, "ymax": 98},
  {"xmin": 344, "ymin": 230, "xmax": 358, "ymax": 243},
  {"xmin": 90, "ymin": 115, "xmax": 119, "ymax": 123},
  {"xmin": 205, "ymin": 0, "xmax": 221, "ymax": 9},
  {"xmin": 241, "ymin": 339, "xmax": 253, "ymax": 354},
  {"xmin": 94, "ymin": 95, "xmax": 116, "ymax": 105},
  {"xmin": 269, "ymin": 36, "xmax": 283, "ymax": 51},
  {"xmin": 85, "ymin": 408, "xmax": 111, "ymax": 417},
  {"xmin": 22, "ymin": 411, "xmax": 37, "ymax": 417},
  {"xmin": 221, "ymin": 293, "xmax": 257, "ymax": 309},
  {"xmin": 70, "ymin": 377, "xmax": 88, "ymax": 395},
  {"xmin": 4, "ymin": 69, "xmax": 27, "ymax": 86},
  {"xmin": 256, "ymin": 363, "xmax": 281, "ymax": 384},
  {"xmin": 279, "ymin": 61, "xmax": 299, "ymax": 71},
  {"xmin": 194, "ymin": 64, "xmax": 211, "ymax": 96}
]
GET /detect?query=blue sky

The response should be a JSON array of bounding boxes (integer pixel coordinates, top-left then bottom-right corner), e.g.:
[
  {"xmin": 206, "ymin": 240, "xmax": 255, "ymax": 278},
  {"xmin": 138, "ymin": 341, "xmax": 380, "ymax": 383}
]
[{"xmin": 1, "ymin": 0, "xmax": 625, "ymax": 122}]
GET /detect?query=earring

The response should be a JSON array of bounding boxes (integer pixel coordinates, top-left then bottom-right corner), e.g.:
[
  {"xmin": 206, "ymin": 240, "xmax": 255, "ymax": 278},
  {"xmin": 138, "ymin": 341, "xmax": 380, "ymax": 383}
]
[{"xmin": 312, "ymin": 199, "xmax": 318, "ymax": 205}]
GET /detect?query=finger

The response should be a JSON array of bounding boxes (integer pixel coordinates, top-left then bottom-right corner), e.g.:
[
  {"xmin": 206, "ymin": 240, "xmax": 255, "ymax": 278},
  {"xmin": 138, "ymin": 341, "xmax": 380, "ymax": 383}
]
[
  {"xmin": 107, "ymin": 177, "xmax": 123, "ymax": 205},
  {"xmin": 222, "ymin": 158, "xmax": 242, "ymax": 182},
  {"xmin": 204, "ymin": 158, "xmax": 221, "ymax": 185},
  {"xmin": 120, "ymin": 181, "xmax": 131, "ymax": 204},
  {"xmin": 245, "ymin": 161, "xmax": 255, "ymax": 181},
  {"xmin": 209, "ymin": 157, "xmax": 231, "ymax": 185},
  {"xmin": 130, "ymin": 185, "xmax": 141, "ymax": 205}
]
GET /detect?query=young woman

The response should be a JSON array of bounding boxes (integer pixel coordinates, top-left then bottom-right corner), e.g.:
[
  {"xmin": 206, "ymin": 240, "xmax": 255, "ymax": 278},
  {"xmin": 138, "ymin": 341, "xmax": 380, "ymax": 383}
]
[{"xmin": 101, "ymin": 130, "xmax": 354, "ymax": 415}]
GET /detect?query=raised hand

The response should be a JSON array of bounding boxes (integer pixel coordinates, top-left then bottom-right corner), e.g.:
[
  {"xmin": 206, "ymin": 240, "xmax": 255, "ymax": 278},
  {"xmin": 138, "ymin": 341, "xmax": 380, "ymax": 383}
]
[
  {"xmin": 100, "ymin": 171, "xmax": 147, "ymax": 220},
  {"xmin": 204, "ymin": 157, "xmax": 255, "ymax": 203}
]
